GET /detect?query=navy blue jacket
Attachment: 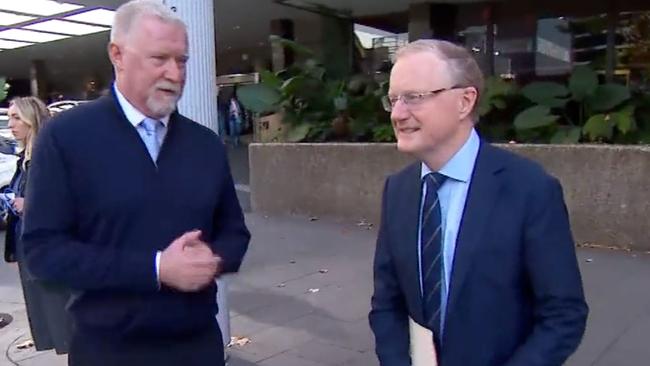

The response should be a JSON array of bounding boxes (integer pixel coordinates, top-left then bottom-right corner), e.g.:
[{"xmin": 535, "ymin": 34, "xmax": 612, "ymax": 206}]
[
  {"xmin": 369, "ymin": 142, "xmax": 588, "ymax": 366},
  {"xmin": 22, "ymin": 91, "xmax": 250, "ymax": 339}
]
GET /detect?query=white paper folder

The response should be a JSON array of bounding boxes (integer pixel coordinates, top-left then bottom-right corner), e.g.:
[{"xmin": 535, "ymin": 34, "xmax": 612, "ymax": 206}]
[{"xmin": 409, "ymin": 317, "xmax": 438, "ymax": 366}]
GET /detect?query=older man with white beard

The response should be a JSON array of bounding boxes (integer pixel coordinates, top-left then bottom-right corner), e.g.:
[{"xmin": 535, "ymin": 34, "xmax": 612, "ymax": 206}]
[{"xmin": 21, "ymin": 1, "xmax": 250, "ymax": 365}]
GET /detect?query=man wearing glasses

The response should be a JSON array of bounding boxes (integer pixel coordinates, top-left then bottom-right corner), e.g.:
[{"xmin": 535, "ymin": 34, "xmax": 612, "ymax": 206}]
[{"xmin": 369, "ymin": 39, "xmax": 588, "ymax": 366}]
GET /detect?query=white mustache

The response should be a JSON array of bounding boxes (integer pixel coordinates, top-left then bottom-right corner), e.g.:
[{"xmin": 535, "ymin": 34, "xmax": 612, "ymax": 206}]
[{"xmin": 154, "ymin": 81, "xmax": 181, "ymax": 95}]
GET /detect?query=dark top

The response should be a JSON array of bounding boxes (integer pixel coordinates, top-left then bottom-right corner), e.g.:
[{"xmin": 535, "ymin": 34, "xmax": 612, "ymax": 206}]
[
  {"xmin": 370, "ymin": 142, "xmax": 588, "ymax": 366},
  {"xmin": 22, "ymin": 91, "xmax": 250, "ymax": 340},
  {"xmin": 4, "ymin": 152, "xmax": 27, "ymax": 263}
]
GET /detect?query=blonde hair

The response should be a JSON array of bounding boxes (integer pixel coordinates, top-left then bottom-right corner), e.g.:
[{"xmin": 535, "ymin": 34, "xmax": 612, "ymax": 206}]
[
  {"xmin": 395, "ymin": 39, "xmax": 485, "ymax": 121},
  {"xmin": 9, "ymin": 97, "xmax": 50, "ymax": 170},
  {"xmin": 111, "ymin": 0, "xmax": 185, "ymax": 44}
]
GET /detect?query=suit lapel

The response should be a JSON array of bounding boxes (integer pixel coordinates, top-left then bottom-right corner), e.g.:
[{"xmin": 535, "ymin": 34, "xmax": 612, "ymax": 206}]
[
  {"xmin": 396, "ymin": 163, "xmax": 426, "ymax": 321},
  {"xmin": 446, "ymin": 142, "xmax": 504, "ymax": 315}
]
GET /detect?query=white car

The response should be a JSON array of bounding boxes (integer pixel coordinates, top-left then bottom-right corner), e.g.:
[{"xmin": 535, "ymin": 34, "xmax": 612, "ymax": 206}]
[
  {"xmin": 0, "ymin": 108, "xmax": 16, "ymax": 189},
  {"xmin": 0, "ymin": 100, "xmax": 86, "ymax": 220},
  {"xmin": 0, "ymin": 100, "xmax": 86, "ymax": 186}
]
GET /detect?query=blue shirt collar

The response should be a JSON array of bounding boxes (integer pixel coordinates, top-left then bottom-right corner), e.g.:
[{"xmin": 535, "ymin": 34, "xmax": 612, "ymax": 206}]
[{"xmin": 421, "ymin": 128, "xmax": 480, "ymax": 183}]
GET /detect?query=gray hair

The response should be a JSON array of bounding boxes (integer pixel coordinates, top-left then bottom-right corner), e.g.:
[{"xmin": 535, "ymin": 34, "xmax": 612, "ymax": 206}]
[
  {"xmin": 110, "ymin": 0, "xmax": 186, "ymax": 43},
  {"xmin": 395, "ymin": 39, "xmax": 484, "ymax": 120}
]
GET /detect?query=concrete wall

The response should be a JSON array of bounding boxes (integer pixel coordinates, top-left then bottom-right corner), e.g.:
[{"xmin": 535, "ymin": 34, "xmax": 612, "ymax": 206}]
[{"xmin": 249, "ymin": 143, "xmax": 650, "ymax": 251}]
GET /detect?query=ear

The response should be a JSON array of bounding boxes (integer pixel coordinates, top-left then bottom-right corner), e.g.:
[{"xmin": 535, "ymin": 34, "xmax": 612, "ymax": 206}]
[
  {"xmin": 108, "ymin": 42, "xmax": 124, "ymax": 71},
  {"xmin": 457, "ymin": 87, "xmax": 478, "ymax": 121}
]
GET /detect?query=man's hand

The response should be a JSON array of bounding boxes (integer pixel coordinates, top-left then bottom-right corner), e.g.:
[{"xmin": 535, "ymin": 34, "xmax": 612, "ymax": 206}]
[
  {"xmin": 159, "ymin": 230, "xmax": 219, "ymax": 292},
  {"xmin": 184, "ymin": 240, "xmax": 224, "ymax": 278},
  {"xmin": 12, "ymin": 197, "xmax": 24, "ymax": 215}
]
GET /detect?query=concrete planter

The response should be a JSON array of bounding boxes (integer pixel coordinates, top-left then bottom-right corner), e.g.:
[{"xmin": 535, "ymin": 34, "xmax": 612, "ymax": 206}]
[{"xmin": 249, "ymin": 143, "xmax": 650, "ymax": 251}]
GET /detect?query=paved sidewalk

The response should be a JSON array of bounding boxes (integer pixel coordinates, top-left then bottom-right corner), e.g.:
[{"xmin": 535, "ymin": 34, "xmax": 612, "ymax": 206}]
[{"xmin": 1, "ymin": 213, "xmax": 649, "ymax": 365}]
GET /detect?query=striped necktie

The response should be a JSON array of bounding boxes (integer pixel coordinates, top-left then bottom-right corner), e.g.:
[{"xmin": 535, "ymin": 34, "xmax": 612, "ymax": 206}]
[{"xmin": 420, "ymin": 172, "xmax": 447, "ymax": 350}]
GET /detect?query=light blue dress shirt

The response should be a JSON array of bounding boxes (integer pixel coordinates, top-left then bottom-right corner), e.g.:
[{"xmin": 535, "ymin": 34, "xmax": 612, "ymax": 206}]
[
  {"xmin": 113, "ymin": 84, "xmax": 170, "ymax": 154},
  {"xmin": 113, "ymin": 84, "xmax": 172, "ymax": 285},
  {"xmin": 418, "ymin": 128, "xmax": 480, "ymax": 335}
]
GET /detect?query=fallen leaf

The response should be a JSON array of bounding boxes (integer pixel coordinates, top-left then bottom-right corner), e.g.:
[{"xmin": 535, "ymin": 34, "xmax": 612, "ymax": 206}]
[
  {"xmin": 356, "ymin": 220, "xmax": 374, "ymax": 230},
  {"xmin": 17, "ymin": 339, "xmax": 34, "ymax": 349},
  {"xmin": 228, "ymin": 336, "xmax": 251, "ymax": 347}
]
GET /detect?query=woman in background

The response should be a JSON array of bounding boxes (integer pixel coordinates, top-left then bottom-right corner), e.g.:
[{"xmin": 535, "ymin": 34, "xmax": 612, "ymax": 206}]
[{"xmin": 4, "ymin": 96, "xmax": 70, "ymax": 354}]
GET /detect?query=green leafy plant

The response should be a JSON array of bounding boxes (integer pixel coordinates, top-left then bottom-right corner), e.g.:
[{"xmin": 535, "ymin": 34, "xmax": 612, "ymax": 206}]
[
  {"xmin": 0, "ymin": 77, "xmax": 8, "ymax": 102},
  {"xmin": 514, "ymin": 65, "xmax": 634, "ymax": 143},
  {"xmin": 477, "ymin": 76, "xmax": 522, "ymax": 142},
  {"xmin": 237, "ymin": 37, "xmax": 392, "ymax": 142}
]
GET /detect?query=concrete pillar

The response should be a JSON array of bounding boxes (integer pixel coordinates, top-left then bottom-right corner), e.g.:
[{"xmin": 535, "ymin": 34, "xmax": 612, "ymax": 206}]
[
  {"xmin": 605, "ymin": 0, "xmax": 618, "ymax": 83},
  {"xmin": 30, "ymin": 60, "xmax": 48, "ymax": 101},
  {"xmin": 270, "ymin": 18, "xmax": 294, "ymax": 72},
  {"xmin": 164, "ymin": 0, "xmax": 219, "ymax": 133},
  {"xmin": 162, "ymin": 0, "xmax": 230, "ymax": 351},
  {"xmin": 408, "ymin": 3, "xmax": 459, "ymax": 42},
  {"xmin": 321, "ymin": 16, "xmax": 354, "ymax": 79},
  {"xmin": 485, "ymin": 4, "xmax": 496, "ymax": 76}
]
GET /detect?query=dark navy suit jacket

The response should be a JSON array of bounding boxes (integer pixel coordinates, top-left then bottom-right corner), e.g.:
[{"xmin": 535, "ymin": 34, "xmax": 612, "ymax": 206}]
[{"xmin": 369, "ymin": 142, "xmax": 588, "ymax": 366}]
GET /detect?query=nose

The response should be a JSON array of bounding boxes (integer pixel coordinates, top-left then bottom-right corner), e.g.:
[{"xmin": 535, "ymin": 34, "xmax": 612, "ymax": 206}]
[
  {"xmin": 163, "ymin": 58, "xmax": 185, "ymax": 83},
  {"xmin": 390, "ymin": 98, "xmax": 411, "ymax": 122}
]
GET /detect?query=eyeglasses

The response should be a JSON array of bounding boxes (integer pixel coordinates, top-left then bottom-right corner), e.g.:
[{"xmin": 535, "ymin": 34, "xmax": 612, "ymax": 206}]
[{"xmin": 381, "ymin": 86, "xmax": 462, "ymax": 112}]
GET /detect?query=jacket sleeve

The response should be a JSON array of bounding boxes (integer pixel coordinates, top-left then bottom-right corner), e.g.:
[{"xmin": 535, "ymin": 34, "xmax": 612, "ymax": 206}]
[
  {"xmin": 369, "ymin": 177, "xmax": 412, "ymax": 365},
  {"xmin": 504, "ymin": 176, "xmax": 588, "ymax": 366},
  {"xmin": 21, "ymin": 124, "xmax": 159, "ymax": 292},
  {"xmin": 209, "ymin": 141, "xmax": 250, "ymax": 274}
]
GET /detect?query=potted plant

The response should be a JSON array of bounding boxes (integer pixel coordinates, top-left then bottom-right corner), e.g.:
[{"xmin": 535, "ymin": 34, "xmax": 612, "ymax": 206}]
[{"xmin": 237, "ymin": 37, "xmax": 392, "ymax": 142}]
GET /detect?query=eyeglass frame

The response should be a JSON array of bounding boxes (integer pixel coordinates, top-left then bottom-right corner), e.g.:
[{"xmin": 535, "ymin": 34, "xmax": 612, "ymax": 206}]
[{"xmin": 381, "ymin": 85, "xmax": 468, "ymax": 112}]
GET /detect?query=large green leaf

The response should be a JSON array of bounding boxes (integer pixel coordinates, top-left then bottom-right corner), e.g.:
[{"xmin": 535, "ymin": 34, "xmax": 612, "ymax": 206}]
[
  {"xmin": 582, "ymin": 114, "xmax": 613, "ymax": 141},
  {"xmin": 610, "ymin": 105, "xmax": 637, "ymax": 134},
  {"xmin": 0, "ymin": 77, "xmax": 7, "ymax": 102},
  {"xmin": 569, "ymin": 66, "xmax": 598, "ymax": 101},
  {"xmin": 286, "ymin": 123, "xmax": 311, "ymax": 142},
  {"xmin": 281, "ymin": 76, "xmax": 305, "ymax": 95},
  {"xmin": 493, "ymin": 98, "xmax": 507, "ymax": 109},
  {"xmin": 587, "ymin": 84, "xmax": 631, "ymax": 112},
  {"xmin": 484, "ymin": 76, "xmax": 516, "ymax": 98},
  {"xmin": 479, "ymin": 77, "xmax": 517, "ymax": 116},
  {"xmin": 550, "ymin": 127, "xmax": 582, "ymax": 144},
  {"xmin": 372, "ymin": 124, "xmax": 395, "ymax": 142},
  {"xmin": 269, "ymin": 35, "xmax": 314, "ymax": 57},
  {"xmin": 478, "ymin": 96, "xmax": 492, "ymax": 116},
  {"xmin": 333, "ymin": 96, "xmax": 347, "ymax": 111},
  {"xmin": 521, "ymin": 82, "xmax": 569, "ymax": 107},
  {"xmin": 236, "ymin": 83, "xmax": 281, "ymax": 114},
  {"xmin": 514, "ymin": 106, "xmax": 559, "ymax": 130},
  {"xmin": 260, "ymin": 70, "xmax": 282, "ymax": 89}
]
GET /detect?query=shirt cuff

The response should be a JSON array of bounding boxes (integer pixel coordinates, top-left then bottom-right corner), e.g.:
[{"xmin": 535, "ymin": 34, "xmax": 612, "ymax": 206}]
[{"xmin": 155, "ymin": 251, "xmax": 162, "ymax": 289}]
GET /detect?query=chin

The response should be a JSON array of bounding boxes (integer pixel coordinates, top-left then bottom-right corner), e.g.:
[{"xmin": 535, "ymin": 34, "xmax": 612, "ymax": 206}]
[
  {"xmin": 147, "ymin": 99, "xmax": 177, "ymax": 117},
  {"xmin": 396, "ymin": 138, "xmax": 420, "ymax": 154}
]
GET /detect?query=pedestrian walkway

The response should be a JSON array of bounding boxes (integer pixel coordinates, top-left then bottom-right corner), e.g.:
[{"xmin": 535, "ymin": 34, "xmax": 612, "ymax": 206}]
[{"xmin": 1, "ymin": 213, "xmax": 649, "ymax": 365}]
